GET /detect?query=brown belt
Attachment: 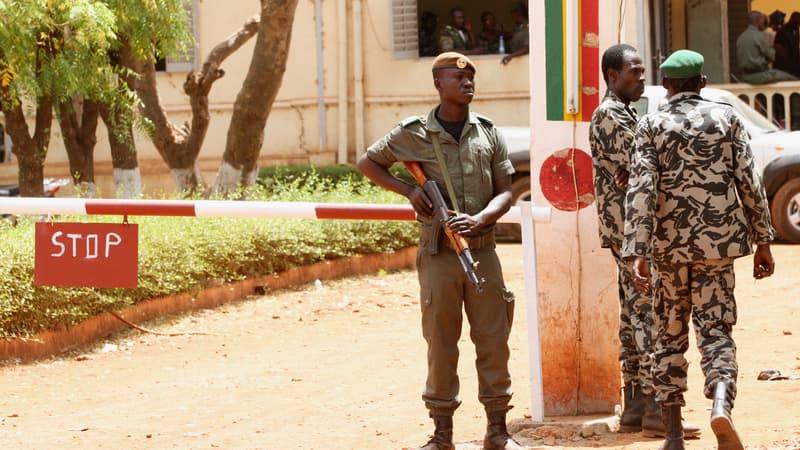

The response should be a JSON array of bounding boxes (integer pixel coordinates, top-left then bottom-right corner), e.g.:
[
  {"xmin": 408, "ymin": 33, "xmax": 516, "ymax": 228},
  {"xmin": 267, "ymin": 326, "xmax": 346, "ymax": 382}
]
[{"xmin": 441, "ymin": 230, "xmax": 495, "ymax": 251}]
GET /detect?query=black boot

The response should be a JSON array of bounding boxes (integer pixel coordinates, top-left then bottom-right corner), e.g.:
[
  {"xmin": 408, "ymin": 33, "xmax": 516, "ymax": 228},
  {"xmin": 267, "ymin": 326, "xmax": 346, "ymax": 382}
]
[
  {"xmin": 417, "ymin": 415, "xmax": 455, "ymax": 450},
  {"xmin": 483, "ymin": 410, "xmax": 524, "ymax": 450},
  {"xmin": 642, "ymin": 393, "xmax": 701, "ymax": 438},
  {"xmin": 619, "ymin": 381, "xmax": 645, "ymax": 432},
  {"xmin": 710, "ymin": 381, "xmax": 744, "ymax": 450},
  {"xmin": 658, "ymin": 404, "xmax": 685, "ymax": 450}
]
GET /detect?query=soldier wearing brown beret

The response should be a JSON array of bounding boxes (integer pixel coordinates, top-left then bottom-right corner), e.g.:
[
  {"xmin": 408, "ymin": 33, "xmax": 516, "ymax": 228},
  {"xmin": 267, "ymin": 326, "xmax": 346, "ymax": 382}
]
[{"xmin": 358, "ymin": 52, "xmax": 522, "ymax": 450}]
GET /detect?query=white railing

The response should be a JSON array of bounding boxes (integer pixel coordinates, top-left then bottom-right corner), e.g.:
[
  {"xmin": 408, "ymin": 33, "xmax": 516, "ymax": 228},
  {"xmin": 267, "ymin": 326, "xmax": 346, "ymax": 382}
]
[{"xmin": 714, "ymin": 81, "xmax": 800, "ymax": 130}]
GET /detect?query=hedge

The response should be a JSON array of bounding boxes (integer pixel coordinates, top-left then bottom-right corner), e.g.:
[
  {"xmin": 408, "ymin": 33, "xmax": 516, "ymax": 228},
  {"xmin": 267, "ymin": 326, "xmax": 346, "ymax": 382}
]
[{"xmin": 0, "ymin": 169, "xmax": 418, "ymax": 339}]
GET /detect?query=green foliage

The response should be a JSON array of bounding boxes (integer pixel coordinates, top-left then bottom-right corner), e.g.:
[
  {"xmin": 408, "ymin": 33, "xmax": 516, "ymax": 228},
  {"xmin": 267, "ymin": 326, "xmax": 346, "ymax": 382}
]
[
  {"xmin": 104, "ymin": 0, "xmax": 193, "ymax": 62},
  {"xmin": 0, "ymin": 176, "xmax": 418, "ymax": 339},
  {"xmin": 0, "ymin": 0, "xmax": 120, "ymax": 106},
  {"xmin": 257, "ymin": 164, "xmax": 417, "ymax": 195}
]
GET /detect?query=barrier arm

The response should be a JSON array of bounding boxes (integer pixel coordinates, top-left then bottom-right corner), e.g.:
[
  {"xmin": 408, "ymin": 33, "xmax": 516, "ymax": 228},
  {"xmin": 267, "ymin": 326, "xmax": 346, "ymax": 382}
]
[{"xmin": 0, "ymin": 197, "xmax": 551, "ymax": 420}]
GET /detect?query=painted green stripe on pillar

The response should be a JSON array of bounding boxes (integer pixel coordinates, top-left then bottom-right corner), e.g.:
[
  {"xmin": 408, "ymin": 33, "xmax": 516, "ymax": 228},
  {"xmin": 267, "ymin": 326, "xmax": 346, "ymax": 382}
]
[{"xmin": 545, "ymin": 0, "xmax": 565, "ymax": 121}]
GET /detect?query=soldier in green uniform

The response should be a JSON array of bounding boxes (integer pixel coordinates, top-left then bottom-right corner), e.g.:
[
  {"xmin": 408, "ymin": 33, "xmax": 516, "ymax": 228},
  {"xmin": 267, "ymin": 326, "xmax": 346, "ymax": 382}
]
[
  {"xmin": 501, "ymin": 3, "xmax": 529, "ymax": 65},
  {"xmin": 623, "ymin": 49, "xmax": 776, "ymax": 450},
  {"xmin": 439, "ymin": 8, "xmax": 481, "ymax": 55},
  {"xmin": 735, "ymin": 11, "xmax": 797, "ymax": 84},
  {"xmin": 357, "ymin": 52, "xmax": 522, "ymax": 450},
  {"xmin": 589, "ymin": 43, "xmax": 700, "ymax": 439}
]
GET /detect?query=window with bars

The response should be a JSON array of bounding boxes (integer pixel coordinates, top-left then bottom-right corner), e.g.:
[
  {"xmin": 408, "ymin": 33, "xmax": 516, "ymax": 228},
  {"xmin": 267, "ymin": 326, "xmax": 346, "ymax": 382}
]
[
  {"xmin": 157, "ymin": 0, "xmax": 199, "ymax": 72},
  {"xmin": 391, "ymin": 0, "xmax": 419, "ymax": 59}
]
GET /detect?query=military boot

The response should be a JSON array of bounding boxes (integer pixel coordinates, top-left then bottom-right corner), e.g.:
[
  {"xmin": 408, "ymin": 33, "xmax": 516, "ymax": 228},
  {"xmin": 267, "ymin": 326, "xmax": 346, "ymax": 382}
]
[
  {"xmin": 658, "ymin": 404, "xmax": 685, "ymax": 450},
  {"xmin": 417, "ymin": 415, "xmax": 455, "ymax": 450},
  {"xmin": 619, "ymin": 381, "xmax": 646, "ymax": 432},
  {"xmin": 642, "ymin": 394, "xmax": 701, "ymax": 438},
  {"xmin": 710, "ymin": 382, "xmax": 744, "ymax": 450},
  {"xmin": 483, "ymin": 410, "xmax": 524, "ymax": 450}
]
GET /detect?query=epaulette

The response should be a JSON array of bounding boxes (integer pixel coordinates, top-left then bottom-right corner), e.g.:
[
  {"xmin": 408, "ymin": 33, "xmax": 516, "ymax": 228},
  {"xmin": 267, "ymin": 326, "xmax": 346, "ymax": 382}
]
[
  {"xmin": 399, "ymin": 115, "xmax": 424, "ymax": 128},
  {"xmin": 475, "ymin": 113, "xmax": 494, "ymax": 127}
]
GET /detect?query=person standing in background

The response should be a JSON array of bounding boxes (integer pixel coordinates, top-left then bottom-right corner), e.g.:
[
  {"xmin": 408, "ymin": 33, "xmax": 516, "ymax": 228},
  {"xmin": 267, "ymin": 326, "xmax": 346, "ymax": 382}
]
[{"xmin": 501, "ymin": 3, "xmax": 529, "ymax": 65}]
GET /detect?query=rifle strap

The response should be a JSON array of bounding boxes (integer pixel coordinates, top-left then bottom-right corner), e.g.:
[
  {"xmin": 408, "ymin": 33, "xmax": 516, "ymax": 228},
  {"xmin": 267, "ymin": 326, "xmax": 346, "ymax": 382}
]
[{"xmin": 431, "ymin": 132, "xmax": 461, "ymax": 214}]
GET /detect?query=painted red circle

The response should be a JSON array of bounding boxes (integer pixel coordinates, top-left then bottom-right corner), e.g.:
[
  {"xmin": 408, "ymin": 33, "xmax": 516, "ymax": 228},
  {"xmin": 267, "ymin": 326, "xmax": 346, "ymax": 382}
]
[{"xmin": 539, "ymin": 148, "xmax": 595, "ymax": 212}]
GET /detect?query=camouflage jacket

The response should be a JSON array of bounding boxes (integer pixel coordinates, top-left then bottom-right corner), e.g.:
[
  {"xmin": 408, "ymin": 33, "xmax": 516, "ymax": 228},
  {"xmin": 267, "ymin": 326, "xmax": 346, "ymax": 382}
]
[
  {"xmin": 622, "ymin": 92, "xmax": 774, "ymax": 263},
  {"xmin": 589, "ymin": 90, "xmax": 638, "ymax": 249},
  {"xmin": 509, "ymin": 23, "xmax": 529, "ymax": 53},
  {"xmin": 439, "ymin": 25, "xmax": 471, "ymax": 52}
]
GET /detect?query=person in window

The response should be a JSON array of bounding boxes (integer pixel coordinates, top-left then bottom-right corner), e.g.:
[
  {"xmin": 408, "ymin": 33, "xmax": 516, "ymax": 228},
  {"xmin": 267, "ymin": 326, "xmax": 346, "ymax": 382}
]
[
  {"xmin": 477, "ymin": 11, "xmax": 506, "ymax": 55},
  {"xmin": 419, "ymin": 11, "xmax": 439, "ymax": 58},
  {"xmin": 735, "ymin": 11, "xmax": 796, "ymax": 84},
  {"xmin": 438, "ymin": 8, "xmax": 482, "ymax": 55},
  {"xmin": 501, "ymin": 3, "xmax": 529, "ymax": 65},
  {"xmin": 765, "ymin": 10, "xmax": 785, "ymax": 46},
  {"xmin": 773, "ymin": 11, "xmax": 800, "ymax": 77}
]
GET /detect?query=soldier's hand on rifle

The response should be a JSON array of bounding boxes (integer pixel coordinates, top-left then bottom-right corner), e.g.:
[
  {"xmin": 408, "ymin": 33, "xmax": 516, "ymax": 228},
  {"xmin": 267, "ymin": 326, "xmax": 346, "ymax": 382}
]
[
  {"xmin": 446, "ymin": 213, "xmax": 481, "ymax": 237},
  {"xmin": 408, "ymin": 187, "xmax": 434, "ymax": 217}
]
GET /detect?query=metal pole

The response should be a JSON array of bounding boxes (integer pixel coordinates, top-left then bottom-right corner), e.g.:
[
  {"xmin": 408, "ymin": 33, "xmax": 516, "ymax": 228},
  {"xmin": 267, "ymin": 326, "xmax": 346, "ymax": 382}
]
[
  {"xmin": 314, "ymin": 0, "xmax": 327, "ymax": 152},
  {"xmin": 521, "ymin": 200, "xmax": 545, "ymax": 422}
]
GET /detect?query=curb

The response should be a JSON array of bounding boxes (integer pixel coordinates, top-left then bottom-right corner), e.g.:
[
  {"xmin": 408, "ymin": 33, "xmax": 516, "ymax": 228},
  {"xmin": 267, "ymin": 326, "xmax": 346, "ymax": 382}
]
[{"xmin": 0, "ymin": 246, "xmax": 417, "ymax": 362}]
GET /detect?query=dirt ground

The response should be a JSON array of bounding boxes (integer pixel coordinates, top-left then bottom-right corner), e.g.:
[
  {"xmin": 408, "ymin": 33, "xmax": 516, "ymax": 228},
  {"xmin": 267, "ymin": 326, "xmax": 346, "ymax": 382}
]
[{"xmin": 0, "ymin": 243, "xmax": 798, "ymax": 450}]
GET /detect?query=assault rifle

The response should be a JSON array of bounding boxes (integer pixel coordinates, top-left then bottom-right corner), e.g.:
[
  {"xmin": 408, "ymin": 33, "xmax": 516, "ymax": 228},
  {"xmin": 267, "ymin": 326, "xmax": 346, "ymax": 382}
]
[{"xmin": 403, "ymin": 161, "xmax": 483, "ymax": 293}]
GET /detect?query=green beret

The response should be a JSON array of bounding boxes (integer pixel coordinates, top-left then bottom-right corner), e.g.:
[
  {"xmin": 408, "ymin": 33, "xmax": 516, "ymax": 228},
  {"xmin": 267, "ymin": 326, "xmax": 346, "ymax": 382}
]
[
  {"xmin": 659, "ymin": 49, "xmax": 704, "ymax": 78},
  {"xmin": 431, "ymin": 51, "xmax": 476, "ymax": 74}
]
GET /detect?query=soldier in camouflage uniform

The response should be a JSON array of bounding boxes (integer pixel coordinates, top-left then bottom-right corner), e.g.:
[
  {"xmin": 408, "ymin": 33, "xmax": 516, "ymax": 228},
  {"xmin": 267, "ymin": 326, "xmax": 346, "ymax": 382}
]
[
  {"xmin": 622, "ymin": 49, "xmax": 776, "ymax": 450},
  {"xmin": 439, "ymin": 8, "xmax": 481, "ymax": 55},
  {"xmin": 590, "ymin": 44, "xmax": 700, "ymax": 439},
  {"xmin": 358, "ymin": 52, "xmax": 522, "ymax": 450}
]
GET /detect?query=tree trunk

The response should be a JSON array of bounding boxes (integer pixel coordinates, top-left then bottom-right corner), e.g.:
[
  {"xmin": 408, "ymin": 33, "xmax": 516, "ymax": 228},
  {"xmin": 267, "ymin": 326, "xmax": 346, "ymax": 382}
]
[
  {"xmin": 214, "ymin": 0, "xmax": 299, "ymax": 194},
  {"xmin": 99, "ymin": 102, "xmax": 141, "ymax": 198},
  {"xmin": 56, "ymin": 97, "xmax": 99, "ymax": 196},
  {"xmin": 3, "ymin": 97, "xmax": 53, "ymax": 197},
  {"xmin": 120, "ymin": 16, "xmax": 260, "ymax": 195}
]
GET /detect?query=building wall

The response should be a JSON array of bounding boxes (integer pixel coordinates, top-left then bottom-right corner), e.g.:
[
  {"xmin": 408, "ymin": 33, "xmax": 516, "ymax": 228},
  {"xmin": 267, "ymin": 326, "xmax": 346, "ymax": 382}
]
[{"xmin": 752, "ymin": 0, "xmax": 797, "ymax": 15}]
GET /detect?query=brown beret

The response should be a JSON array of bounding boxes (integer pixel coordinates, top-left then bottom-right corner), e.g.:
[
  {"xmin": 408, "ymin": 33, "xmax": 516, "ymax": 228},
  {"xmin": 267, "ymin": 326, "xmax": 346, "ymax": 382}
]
[{"xmin": 431, "ymin": 52, "xmax": 476, "ymax": 74}]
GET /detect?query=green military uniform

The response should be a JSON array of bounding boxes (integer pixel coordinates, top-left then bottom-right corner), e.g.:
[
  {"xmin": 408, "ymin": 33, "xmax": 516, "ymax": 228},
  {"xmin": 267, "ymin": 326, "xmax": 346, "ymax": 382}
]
[
  {"xmin": 735, "ymin": 24, "xmax": 797, "ymax": 84},
  {"xmin": 364, "ymin": 106, "xmax": 516, "ymax": 416},
  {"xmin": 589, "ymin": 90, "xmax": 655, "ymax": 396},
  {"xmin": 439, "ymin": 25, "xmax": 472, "ymax": 53},
  {"xmin": 508, "ymin": 23, "xmax": 528, "ymax": 54},
  {"xmin": 477, "ymin": 31, "xmax": 501, "ymax": 54},
  {"xmin": 622, "ymin": 78, "xmax": 775, "ymax": 410}
]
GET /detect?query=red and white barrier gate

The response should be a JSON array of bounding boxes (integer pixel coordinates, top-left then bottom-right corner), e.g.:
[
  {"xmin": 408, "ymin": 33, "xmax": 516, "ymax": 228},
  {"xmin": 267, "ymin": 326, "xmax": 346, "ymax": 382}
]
[{"xmin": 0, "ymin": 197, "xmax": 550, "ymax": 421}]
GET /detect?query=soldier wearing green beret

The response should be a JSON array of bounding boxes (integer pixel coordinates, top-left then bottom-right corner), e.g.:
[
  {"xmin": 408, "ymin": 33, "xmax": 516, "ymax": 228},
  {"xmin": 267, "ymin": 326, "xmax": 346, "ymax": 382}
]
[
  {"xmin": 622, "ymin": 49, "xmax": 776, "ymax": 450},
  {"xmin": 358, "ymin": 52, "xmax": 522, "ymax": 450}
]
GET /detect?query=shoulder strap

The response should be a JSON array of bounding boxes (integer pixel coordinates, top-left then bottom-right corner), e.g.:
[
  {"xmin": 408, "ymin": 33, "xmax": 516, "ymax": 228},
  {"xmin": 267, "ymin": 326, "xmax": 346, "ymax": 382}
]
[{"xmin": 430, "ymin": 133, "xmax": 461, "ymax": 214}]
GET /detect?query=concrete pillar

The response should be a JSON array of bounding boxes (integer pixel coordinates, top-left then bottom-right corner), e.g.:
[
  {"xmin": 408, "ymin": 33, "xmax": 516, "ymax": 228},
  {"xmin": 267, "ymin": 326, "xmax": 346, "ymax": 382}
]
[{"xmin": 527, "ymin": 0, "xmax": 621, "ymax": 415}]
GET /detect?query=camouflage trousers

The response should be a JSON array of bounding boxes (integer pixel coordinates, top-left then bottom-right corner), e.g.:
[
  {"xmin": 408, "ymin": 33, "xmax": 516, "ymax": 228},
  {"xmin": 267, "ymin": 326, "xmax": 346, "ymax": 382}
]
[
  {"xmin": 651, "ymin": 258, "xmax": 738, "ymax": 407},
  {"xmin": 612, "ymin": 246, "xmax": 655, "ymax": 394}
]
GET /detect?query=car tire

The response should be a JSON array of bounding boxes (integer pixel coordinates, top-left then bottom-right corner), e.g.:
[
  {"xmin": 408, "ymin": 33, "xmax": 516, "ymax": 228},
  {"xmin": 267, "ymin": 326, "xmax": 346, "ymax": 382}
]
[
  {"xmin": 770, "ymin": 177, "xmax": 800, "ymax": 242},
  {"xmin": 496, "ymin": 175, "xmax": 531, "ymax": 243}
]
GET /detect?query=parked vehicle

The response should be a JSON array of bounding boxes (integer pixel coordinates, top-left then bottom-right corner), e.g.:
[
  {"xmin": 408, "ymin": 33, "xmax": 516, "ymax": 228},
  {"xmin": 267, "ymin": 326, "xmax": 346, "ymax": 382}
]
[
  {"xmin": 498, "ymin": 85, "xmax": 800, "ymax": 242},
  {"xmin": 1, "ymin": 179, "xmax": 69, "ymax": 223}
]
